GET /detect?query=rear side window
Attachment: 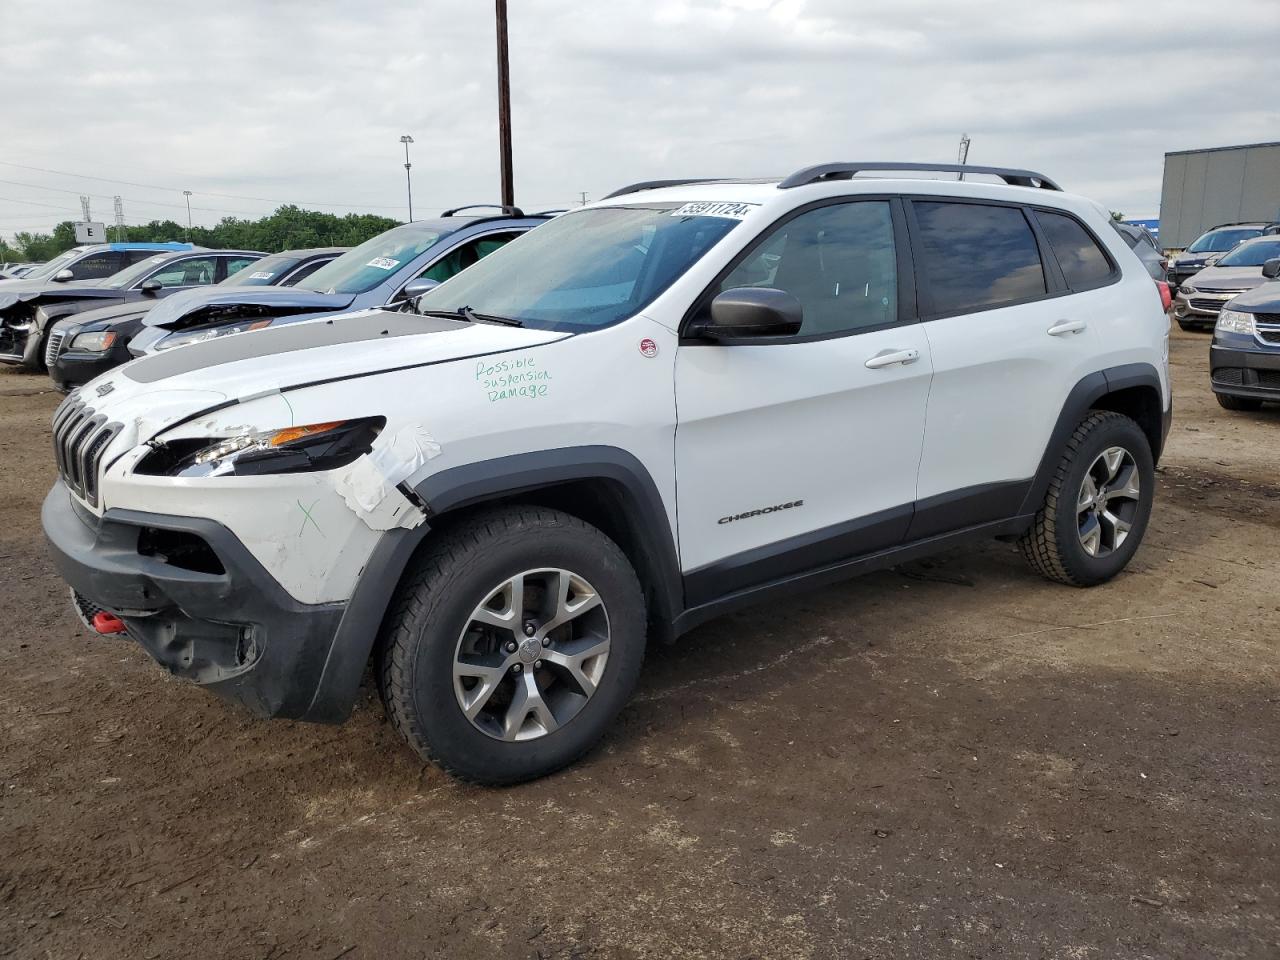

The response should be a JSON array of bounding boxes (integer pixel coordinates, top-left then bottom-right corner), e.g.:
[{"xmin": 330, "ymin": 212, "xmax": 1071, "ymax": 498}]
[
  {"xmin": 912, "ymin": 201, "xmax": 1046, "ymax": 314},
  {"xmin": 1037, "ymin": 211, "xmax": 1113, "ymax": 289}
]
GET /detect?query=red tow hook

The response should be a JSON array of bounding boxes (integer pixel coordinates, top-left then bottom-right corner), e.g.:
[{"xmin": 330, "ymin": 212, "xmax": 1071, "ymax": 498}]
[{"xmin": 91, "ymin": 611, "xmax": 127, "ymax": 635}]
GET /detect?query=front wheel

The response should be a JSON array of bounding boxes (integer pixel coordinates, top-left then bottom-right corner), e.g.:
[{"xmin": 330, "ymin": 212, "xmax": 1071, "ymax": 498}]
[
  {"xmin": 377, "ymin": 506, "xmax": 646, "ymax": 785},
  {"xmin": 1020, "ymin": 411, "xmax": 1155, "ymax": 587}
]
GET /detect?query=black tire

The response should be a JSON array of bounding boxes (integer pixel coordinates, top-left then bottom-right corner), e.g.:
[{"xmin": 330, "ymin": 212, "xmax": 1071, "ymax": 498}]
[
  {"xmin": 1215, "ymin": 392, "xmax": 1263, "ymax": 412},
  {"xmin": 377, "ymin": 505, "xmax": 646, "ymax": 785},
  {"xmin": 1175, "ymin": 318, "xmax": 1200, "ymax": 332},
  {"xmin": 1019, "ymin": 411, "xmax": 1155, "ymax": 587}
]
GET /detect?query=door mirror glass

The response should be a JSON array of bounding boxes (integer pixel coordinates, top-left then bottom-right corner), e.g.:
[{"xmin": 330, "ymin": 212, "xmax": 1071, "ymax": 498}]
[
  {"xmin": 702, "ymin": 287, "xmax": 803, "ymax": 340},
  {"xmin": 53, "ymin": 269, "xmax": 74, "ymax": 282},
  {"xmin": 1262, "ymin": 258, "xmax": 1280, "ymax": 280}
]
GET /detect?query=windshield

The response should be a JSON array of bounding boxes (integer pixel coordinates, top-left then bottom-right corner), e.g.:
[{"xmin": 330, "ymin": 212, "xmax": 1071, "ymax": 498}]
[
  {"xmin": 1215, "ymin": 237, "xmax": 1280, "ymax": 268},
  {"xmin": 219, "ymin": 252, "xmax": 300, "ymax": 287},
  {"xmin": 23, "ymin": 249, "xmax": 82, "ymax": 280},
  {"xmin": 104, "ymin": 254, "xmax": 173, "ymax": 288},
  {"xmin": 1187, "ymin": 227, "xmax": 1261, "ymax": 253},
  {"xmin": 298, "ymin": 225, "xmax": 441, "ymax": 295},
  {"xmin": 415, "ymin": 205, "xmax": 742, "ymax": 331}
]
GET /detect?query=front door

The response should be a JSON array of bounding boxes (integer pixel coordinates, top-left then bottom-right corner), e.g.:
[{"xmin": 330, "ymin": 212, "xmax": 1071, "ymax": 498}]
[{"xmin": 674, "ymin": 198, "xmax": 933, "ymax": 606}]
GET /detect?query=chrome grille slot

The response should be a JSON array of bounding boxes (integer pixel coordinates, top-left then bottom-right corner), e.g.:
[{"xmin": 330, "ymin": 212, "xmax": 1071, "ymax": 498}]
[
  {"xmin": 64, "ymin": 415, "xmax": 101, "ymax": 494},
  {"xmin": 44, "ymin": 330, "xmax": 66, "ymax": 367},
  {"xmin": 51, "ymin": 399, "xmax": 119, "ymax": 504},
  {"xmin": 81, "ymin": 423, "xmax": 121, "ymax": 506}
]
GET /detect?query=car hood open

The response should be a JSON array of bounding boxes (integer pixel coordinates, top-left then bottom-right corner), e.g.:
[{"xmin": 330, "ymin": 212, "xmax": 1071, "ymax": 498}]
[{"xmin": 141, "ymin": 286, "xmax": 358, "ymax": 331}]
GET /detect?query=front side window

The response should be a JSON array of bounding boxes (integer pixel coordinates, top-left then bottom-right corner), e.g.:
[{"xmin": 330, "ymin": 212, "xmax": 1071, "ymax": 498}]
[
  {"xmin": 299, "ymin": 225, "xmax": 443, "ymax": 295},
  {"xmin": 1036, "ymin": 210, "xmax": 1113, "ymax": 288},
  {"xmin": 220, "ymin": 253, "xmax": 300, "ymax": 287},
  {"xmin": 1215, "ymin": 237, "xmax": 1280, "ymax": 267},
  {"xmin": 913, "ymin": 201, "xmax": 1046, "ymax": 314},
  {"xmin": 418, "ymin": 232, "xmax": 521, "ymax": 284},
  {"xmin": 147, "ymin": 256, "xmax": 218, "ymax": 287},
  {"xmin": 416, "ymin": 205, "xmax": 741, "ymax": 331},
  {"xmin": 70, "ymin": 252, "xmax": 123, "ymax": 280},
  {"xmin": 714, "ymin": 201, "xmax": 897, "ymax": 336},
  {"xmin": 105, "ymin": 254, "xmax": 171, "ymax": 288},
  {"xmin": 1187, "ymin": 227, "xmax": 1261, "ymax": 254}
]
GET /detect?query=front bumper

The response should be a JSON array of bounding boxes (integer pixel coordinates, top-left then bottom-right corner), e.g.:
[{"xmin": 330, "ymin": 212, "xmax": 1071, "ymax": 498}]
[
  {"xmin": 41, "ymin": 480, "xmax": 347, "ymax": 720},
  {"xmin": 50, "ymin": 341, "xmax": 135, "ymax": 392},
  {"xmin": 1173, "ymin": 290, "xmax": 1237, "ymax": 321},
  {"xmin": 0, "ymin": 318, "xmax": 39, "ymax": 367},
  {"xmin": 1209, "ymin": 342, "xmax": 1280, "ymax": 400}
]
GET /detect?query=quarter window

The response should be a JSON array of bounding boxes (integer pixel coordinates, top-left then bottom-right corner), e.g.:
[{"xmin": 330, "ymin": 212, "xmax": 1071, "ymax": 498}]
[
  {"xmin": 1036, "ymin": 210, "xmax": 1113, "ymax": 288},
  {"xmin": 716, "ymin": 201, "xmax": 898, "ymax": 336},
  {"xmin": 913, "ymin": 201, "xmax": 1046, "ymax": 314}
]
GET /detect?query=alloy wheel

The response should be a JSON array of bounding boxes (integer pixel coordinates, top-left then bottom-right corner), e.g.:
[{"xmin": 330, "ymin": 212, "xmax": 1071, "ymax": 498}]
[{"xmin": 1076, "ymin": 445, "xmax": 1142, "ymax": 558}]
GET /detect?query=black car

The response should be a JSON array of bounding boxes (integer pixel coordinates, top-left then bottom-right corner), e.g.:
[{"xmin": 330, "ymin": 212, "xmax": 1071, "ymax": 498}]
[
  {"xmin": 0, "ymin": 247, "xmax": 263, "ymax": 370},
  {"xmin": 1209, "ymin": 256, "xmax": 1280, "ymax": 411},
  {"xmin": 47, "ymin": 247, "xmax": 346, "ymax": 392}
]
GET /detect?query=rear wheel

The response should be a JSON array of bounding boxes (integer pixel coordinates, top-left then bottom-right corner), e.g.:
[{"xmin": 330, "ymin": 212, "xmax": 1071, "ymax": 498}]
[
  {"xmin": 1020, "ymin": 411, "xmax": 1155, "ymax": 587},
  {"xmin": 377, "ymin": 506, "xmax": 646, "ymax": 785},
  {"xmin": 1215, "ymin": 392, "xmax": 1263, "ymax": 412}
]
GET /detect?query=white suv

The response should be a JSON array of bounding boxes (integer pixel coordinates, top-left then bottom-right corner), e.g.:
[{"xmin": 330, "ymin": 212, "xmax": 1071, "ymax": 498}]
[{"xmin": 43, "ymin": 162, "xmax": 1172, "ymax": 784}]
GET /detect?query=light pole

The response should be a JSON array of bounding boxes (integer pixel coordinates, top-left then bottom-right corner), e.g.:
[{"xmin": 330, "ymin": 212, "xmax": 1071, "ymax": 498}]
[
  {"xmin": 495, "ymin": 0, "xmax": 514, "ymax": 209},
  {"xmin": 182, "ymin": 190, "xmax": 193, "ymax": 240},
  {"xmin": 400, "ymin": 135, "xmax": 415, "ymax": 221}
]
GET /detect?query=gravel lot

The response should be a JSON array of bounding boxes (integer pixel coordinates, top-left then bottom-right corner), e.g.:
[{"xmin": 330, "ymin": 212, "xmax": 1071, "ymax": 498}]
[{"xmin": 1, "ymin": 326, "xmax": 1277, "ymax": 959}]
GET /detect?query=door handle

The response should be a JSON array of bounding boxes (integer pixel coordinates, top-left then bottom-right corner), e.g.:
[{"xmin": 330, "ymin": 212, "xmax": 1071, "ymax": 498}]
[
  {"xmin": 1047, "ymin": 319, "xmax": 1087, "ymax": 337},
  {"xmin": 864, "ymin": 348, "xmax": 921, "ymax": 369}
]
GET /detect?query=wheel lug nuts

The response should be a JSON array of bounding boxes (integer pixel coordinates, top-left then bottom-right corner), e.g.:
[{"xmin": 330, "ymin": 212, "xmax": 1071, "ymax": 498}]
[
  {"xmin": 542, "ymin": 637, "xmax": 552, "ymax": 647},
  {"xmin": 534, "ymin": 659, "xmax": 543, "ymax": 670},
  {"xmin": 505, "ymin": 641, "xmax": 517, "ymax": 653},
  {"xmin": 524, "ymin": 623, "xmax": 536, "ymax": 637},
  {"xmin": 512, "ymin": 663, "xmax": 523, "ymax": 674}
]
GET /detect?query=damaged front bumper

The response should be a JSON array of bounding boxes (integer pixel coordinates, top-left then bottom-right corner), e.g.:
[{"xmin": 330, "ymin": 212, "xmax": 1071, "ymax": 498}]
[{"xmin": 42, "ymin": 480, "xmax": 349, "ymax": 720}]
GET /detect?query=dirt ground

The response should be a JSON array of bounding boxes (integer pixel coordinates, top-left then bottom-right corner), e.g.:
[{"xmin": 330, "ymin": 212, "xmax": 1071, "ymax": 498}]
[{"xmin": 1, "ymin": 326, "xmax": 1277, "ymax": 960}]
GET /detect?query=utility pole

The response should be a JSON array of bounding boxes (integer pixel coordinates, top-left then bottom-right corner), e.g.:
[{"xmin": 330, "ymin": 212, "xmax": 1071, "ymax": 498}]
[
  {"xmin": 400, "ymin": 134, "xmax": 415, "ymax": 221},
  {"xmin": 113, "ymin": 196, "xmax": 124, "ymax": 242},
  {"xmin": 495, "ymin": 0, "xmax": 514, "ymax": 209},
  {"xmin": 79, "ymin": 195, "xmax": 91, "ymax": 221},
  {"xmin": 182, "ymin": 190, "xmax": 193, "ymax": 240},
  {"xmin": 957, "ymin": 134, "xmax": 971, "ymax": 181},
  {"xmin": 578, "ymin": 191, "xmax": 588, "ymax": 206}
]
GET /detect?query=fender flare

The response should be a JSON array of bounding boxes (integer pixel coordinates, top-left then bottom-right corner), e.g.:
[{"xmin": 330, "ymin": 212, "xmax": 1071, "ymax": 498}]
[{"xmin": 302, "ymin": 445, "xmax": 682, "ymax": 722}]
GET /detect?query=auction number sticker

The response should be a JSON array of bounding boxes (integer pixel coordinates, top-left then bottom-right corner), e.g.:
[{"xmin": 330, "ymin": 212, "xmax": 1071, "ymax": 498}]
[
  {"xmin": 670, "ymin": 201, "xmax": 758, "ymax": 220},
  {"xmin": 249, "ymin": 271, "xmax": 274, "ymax": 280},
  {"xmin": 366, "ymin": 257, "xmax": 400, "ymax": 270}
]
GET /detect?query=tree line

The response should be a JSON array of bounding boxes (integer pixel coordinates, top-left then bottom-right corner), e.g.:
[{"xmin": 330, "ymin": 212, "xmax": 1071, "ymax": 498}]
[{"xmin": 1, "ymin": 205, "xmax": 402, "ymax": 262}]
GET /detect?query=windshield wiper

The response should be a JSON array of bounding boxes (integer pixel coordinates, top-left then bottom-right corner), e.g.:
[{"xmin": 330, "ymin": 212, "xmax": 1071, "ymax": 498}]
[{"xmin": 418, "ymin": 305, "xmax": 523, "ymax": 327}]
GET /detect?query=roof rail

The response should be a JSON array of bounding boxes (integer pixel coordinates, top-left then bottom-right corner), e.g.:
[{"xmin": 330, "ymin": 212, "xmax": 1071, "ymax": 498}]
[
  {"xmin": 441, "ymin": 204, "xmax": 525, "ymax": 218},
  {"xmin": 778, "ymin": 162, "xmax": 1062, "ymax": 191},
  {"xmin": 602, "ymin": 179, "xmax": 729, "ymax": 200}
]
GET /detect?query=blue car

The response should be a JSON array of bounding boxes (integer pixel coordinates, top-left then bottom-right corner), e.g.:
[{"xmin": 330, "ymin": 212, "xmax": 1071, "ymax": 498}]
[
  {"xmin": 129, "ymin": 207, "xmax": 555, "ymax": 355},
  {"xmin": 1209, "ymin": 255, "xmax": 1280, "ymax": 411}
]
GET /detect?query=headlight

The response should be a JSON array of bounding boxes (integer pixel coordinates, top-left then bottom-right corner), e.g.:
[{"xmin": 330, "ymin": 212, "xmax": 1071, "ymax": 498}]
[
  {"xmin": 70, "ymin": 330, "xmax": 117, "ymax": 352},
  {"xmin": 136, "ymin": 417, "xmax": 385, "ymax": 478},
  {"xmin": 1215, "ymin": 308, "xmax": 1255, "ymax": 335},
  {"xmin": 1179, "ymin": 283, "xmax": 1196, "ymax": 295},
  {"xmin": 155, "ymin": 318, "xmax": 272, "ymax": 352}
]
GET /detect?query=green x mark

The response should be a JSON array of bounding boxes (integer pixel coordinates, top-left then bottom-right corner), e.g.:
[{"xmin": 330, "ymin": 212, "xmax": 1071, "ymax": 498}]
[{"xmin": 297, "ymin": 498, "xmax": 325, "ymax": 538}]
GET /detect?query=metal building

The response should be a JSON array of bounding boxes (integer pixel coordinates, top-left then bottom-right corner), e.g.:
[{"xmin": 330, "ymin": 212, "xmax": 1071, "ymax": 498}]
[{"xmin": 1158, "ymin": 141, "xmax": 1280, "ymax": 249}]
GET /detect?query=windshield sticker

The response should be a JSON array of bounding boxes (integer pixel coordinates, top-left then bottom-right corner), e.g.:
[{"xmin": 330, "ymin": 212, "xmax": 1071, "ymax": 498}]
[
  {"xmin": 366, "ymin": 257, "xmax": 400, "ymax": 270},
  {"xmin": 249, "ymin": 270, "xmax": 274, "ymax": 280},
  {"xmin": 476, "ymin": 355, "xmax": 551, "ymax": 402},
  {"xmin": 670, "ymin": 201, "xmax": 758, "ymax": 220}
]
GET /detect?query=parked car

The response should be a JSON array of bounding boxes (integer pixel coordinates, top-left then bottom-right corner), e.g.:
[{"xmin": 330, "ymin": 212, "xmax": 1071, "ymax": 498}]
[
  {"xmin": 0, "ymin": 262, "xmax": 41, "ymax": 279},
  {"xmin": 1209, "ymin": 256, "xmax": 1280, "ymax": 410},
  {"xmin": 0, "ymin": 242, "xmax": 192, "ymax": 290},
  {"xmin": 128, "ymin": 208, "xmax": 552, "ymax": 356},
  {"xmin": 0, "ymin": 247, "xmax": 262, "ymax": 370},
  {"xmin": 1111, "ymin": 221, "xmax": 1166, "ymax": 282},
  {"xmin": 42, "ymin": 162, "xmax": 1169, "ymax": 784},
  {"xmin": 1173, "ymin": 235, "xmax": 1280, "ymax": 329},
  {"xmin": 1166, "ymin": 222, "xmax": 1270, "ymax": 290},
  {"xmin": 47, "ymin": 247, "xmax": 347, "ymax": 392}
]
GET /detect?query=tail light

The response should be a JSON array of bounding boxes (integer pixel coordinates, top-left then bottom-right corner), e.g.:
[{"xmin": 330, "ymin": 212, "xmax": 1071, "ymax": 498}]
[{"xmin": 1155, "ymin": 280, "xmax": 1172, "ymax": 312}]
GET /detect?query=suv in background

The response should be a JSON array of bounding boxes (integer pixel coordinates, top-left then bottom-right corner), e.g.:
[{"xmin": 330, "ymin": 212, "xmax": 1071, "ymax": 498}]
[
  {"xmin": 127, "ymin": 208, "xmax": 554, "ymax": 355},
  {"xmin": 1167, "ymin": 222, "xmax": 1268, "ymax": 290},
  {"xmin": 0, "ymin": 242, "xmax": 193, "ymax": 289},
  {"xmin": 1209, "ymin": 255, "xmax": 1280, "ymax": 410},
  {"xmin": 43, "ymin": 163, "xmax": 1170, "ymax": 785},
  {"xmin": 1174, "ymin": 235, "xmax": 1280, "ymax": 330},
  {"xmin": 0, "ymin": 248, "xmax": 262, "ymax": 370},
  {"xmin": 46, "ymin": 247, "xmax": 346, "ymax": 391}
]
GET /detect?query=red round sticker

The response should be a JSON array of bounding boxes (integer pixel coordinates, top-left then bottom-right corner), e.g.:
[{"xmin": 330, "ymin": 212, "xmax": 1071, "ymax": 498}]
[{"xmin": 639, "ymin": 338, "xmax": 658, "ymax": 358}]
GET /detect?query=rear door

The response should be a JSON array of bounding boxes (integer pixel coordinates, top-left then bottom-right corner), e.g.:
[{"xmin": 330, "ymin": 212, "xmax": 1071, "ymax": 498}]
[
  {"xmin": 906, "ymin": 198, "xmax": 1110, "ymax": 537},
  {"xmin": 674, "ymin": 198, "xmax": 933, "ymax": 603}
]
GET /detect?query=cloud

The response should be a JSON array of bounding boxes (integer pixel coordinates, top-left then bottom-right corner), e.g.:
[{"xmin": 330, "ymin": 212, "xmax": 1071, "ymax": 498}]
[{"xmin": 0, "ymin": 0, "xmax": 1275, "ymax": 235}]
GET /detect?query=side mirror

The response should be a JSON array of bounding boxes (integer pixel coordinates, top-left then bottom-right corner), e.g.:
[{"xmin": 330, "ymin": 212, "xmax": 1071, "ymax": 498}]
[
  {"xmin": 1262, "ymin": 258, "xmax": 1280, "ymax": 280},
  {"xmin": 140, "ymin": 279, "xmax": 162, "ymax": 295},
  {"xmin": 52, "ymin": 269, "xmax": 74, "ymax": 282},
  {"xmin": 1205, "ymin": 254, "xmax": 1221, "ymax": 266},
  {"xmin": 401, "ymin": 277, "xmax": 440, "ymax": 302},
  {"xmin": 698, "ymin": 287, "xmax": 803, "ymax": 340}
]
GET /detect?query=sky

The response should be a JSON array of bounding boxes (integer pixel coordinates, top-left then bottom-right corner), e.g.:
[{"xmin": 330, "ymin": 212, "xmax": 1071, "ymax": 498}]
[{"xmin": 1, "ymin": 0, "xmax": 1277, "ymax": 239}]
